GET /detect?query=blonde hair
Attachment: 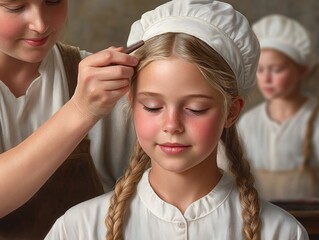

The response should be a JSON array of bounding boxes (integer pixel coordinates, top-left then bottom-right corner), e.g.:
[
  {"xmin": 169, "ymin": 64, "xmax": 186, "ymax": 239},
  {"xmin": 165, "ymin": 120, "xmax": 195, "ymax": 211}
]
[
  {"xmin": 303, "ymin": 104, "xmax": 319, "ymax": 166},
  {"xmin": 105, "ymin": 33, "xmax": 261, "ymax": 240}
]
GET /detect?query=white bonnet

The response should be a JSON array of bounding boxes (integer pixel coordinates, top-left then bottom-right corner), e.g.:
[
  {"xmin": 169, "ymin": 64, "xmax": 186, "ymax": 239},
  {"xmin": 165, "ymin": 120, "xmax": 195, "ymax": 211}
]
[
  {"xmin": 252, "ymin": 14, "xmax": 311, "ymax": 65},
  {"xmin": 127, "ymin": 0, "xmax": 260, "ymax": 96}
]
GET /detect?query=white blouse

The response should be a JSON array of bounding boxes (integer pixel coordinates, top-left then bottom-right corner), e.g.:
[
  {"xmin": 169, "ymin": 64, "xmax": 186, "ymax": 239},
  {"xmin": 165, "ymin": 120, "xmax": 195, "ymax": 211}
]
[
  {"xmin": 0, "ymin": 45, "xmax": 136, "ymax": 192},
  {"xmin": 237, "ymin": 97, "xmax": 319, "ymax": 171},
  {"xmin": 45, "ymin": 169, "xmax": 308, "ymax": 240}
]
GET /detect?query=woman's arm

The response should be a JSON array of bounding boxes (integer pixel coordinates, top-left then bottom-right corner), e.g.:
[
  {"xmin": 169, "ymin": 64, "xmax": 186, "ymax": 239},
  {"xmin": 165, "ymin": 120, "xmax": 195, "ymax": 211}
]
[{"xmin": 0, "ymin": 47, "xmax": 138, "ymax": 217}]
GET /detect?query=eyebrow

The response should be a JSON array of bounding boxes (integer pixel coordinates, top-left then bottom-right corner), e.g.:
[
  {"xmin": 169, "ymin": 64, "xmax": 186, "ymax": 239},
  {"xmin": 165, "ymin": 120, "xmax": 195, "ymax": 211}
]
[{"xmin": 137, "ymin": 92, "xmax": 215, "ymax": 100}]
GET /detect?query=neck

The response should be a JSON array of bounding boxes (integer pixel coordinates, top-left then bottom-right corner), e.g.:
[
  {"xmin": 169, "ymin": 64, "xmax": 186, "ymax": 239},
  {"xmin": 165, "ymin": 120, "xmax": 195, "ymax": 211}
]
[
  {"xmin": 0, "ymin": 54, "xmax": 41, "ymax": 97},
  {"xmin": 267, "ymin": 94, "xmax": 307, "ymax": 123},
  {"xmin": 149, "ymin": 152, "xmax": 222, "ymax": 213}
]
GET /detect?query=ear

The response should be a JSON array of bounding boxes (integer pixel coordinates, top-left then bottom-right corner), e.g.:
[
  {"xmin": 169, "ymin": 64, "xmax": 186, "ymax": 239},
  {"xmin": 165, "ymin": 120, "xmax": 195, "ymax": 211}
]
[
  {"xmin": 224, "ymin": 97, "xmax": 245, "ymax": 128},
  {"xmin": 299, "ymin": 65, "xmax": 308, "ymax": 78}
]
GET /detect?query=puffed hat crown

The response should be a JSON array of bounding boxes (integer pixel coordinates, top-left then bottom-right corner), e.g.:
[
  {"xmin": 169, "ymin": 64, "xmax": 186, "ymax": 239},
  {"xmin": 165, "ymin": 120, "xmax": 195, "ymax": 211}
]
[
  {"xmin": 252, "ymin": 14, "xmax": 311, "ymax": 65},
  {"xmin": 127, "ymin": 0, "xmax": 260, "ymax": 96}
]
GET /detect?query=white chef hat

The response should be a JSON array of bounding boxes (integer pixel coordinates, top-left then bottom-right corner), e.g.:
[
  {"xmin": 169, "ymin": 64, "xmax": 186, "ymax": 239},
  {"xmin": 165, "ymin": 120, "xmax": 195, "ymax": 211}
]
[
  {"xmin": 252, "ymin": 14, "xmax": 311, "ymax": 65},
  {"xmin": 127, "ymin": 0, "xmax": 260, "ymax": 96}
]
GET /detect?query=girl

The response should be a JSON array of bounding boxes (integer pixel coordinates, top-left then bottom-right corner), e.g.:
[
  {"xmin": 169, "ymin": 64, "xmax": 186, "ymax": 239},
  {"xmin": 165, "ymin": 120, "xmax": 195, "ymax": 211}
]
[
  {"xmin": 237, "ymin": 14, "xmax": 319, "ymax": 200},
  {"xmin": 0, "ymin": 0, "xmax": 137, "ymax": 238},
  {"xmin": 45, "ymin": 1, "xmax": 308, "ymax": 239}
]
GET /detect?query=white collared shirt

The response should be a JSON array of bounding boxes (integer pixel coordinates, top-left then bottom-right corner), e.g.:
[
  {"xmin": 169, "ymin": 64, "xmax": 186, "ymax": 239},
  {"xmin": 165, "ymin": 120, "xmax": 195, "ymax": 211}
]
[
  {"xmin": 45, "ymin": 169, "xmax": 308, "ymax": 240},
  {"xmin": 237, "ymin": 97, "xmax": 319, "ymax": 171}
]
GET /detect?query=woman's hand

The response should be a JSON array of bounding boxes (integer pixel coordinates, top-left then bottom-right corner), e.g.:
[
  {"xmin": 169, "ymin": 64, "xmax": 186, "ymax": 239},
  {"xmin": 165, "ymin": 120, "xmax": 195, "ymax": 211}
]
[{"xmin": 71, "ymin": 47, "xmax": 138, "ymax": 121}]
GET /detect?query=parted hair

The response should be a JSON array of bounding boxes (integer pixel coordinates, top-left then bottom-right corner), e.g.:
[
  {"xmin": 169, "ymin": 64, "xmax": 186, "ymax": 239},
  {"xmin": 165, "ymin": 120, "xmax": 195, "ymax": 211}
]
[{"xmin": 105, "ymin": 33, "xmax": 261, "ymax": 240}]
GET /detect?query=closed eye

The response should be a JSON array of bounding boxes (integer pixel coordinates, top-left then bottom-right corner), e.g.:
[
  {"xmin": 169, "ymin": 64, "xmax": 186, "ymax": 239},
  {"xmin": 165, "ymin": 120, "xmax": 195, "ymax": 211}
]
[
  {"xmin": 187, "ymin": 108, "xmax": 209, "ymax": 115},
  {"xmin": 143, "ymin": 106, "xmax": 162, "ymax": 113},
  {"xmin": 2, "ymin": 5, "xmax": 25, "ymax": 12},
  {"xmin": 46, "ymin": 0, "xmax": 62, "ymax": 5}
]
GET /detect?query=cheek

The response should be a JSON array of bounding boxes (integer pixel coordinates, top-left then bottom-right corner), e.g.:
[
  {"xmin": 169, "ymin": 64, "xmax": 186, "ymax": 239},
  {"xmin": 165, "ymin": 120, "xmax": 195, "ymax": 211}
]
[
  {"xmin": 0, "ymin": 17, "xmax": 23, "ymax": 39},
  {"xmin": 50, "ymin": 6, "xmax": 68, "ymax": 31},
  {"xmin": 188, "ymin": 113, "xmax": 225, "ymax": 145},
  {"xmin": 274, "ymin": 69, "xmax": 299, "ymax": 88},
  {"xmin": 57, "ymin": 7, "xmax": 68, "ymax": 25},
  {"xmin": 275, "ymin": 76, "xmax": 295, "ymax": 91},
  {"xmin": 133, "ymin": 110, "xmax": 158, "ymax": 143}
]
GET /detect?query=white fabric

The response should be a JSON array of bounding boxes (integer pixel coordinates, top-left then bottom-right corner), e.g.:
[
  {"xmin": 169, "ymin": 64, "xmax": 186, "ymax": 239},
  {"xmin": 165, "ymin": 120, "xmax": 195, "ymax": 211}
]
[
  {"xmin": 252, "ymin": 14, "xmax": 311, "ymax": 65},
  {"xmin": 237, "ymin": 97, "xmax": 319, "ymax": 171},
  {"xmin": 127, "ymin": 0, "xmax": 260, "ymax": 96},
  {"xmin": 45, "ymin": 169, "xmax": 308, "ymax": 240},
  {"xmin": 0, "ymin": 45, "xmax": 136, "ymax": 192}
]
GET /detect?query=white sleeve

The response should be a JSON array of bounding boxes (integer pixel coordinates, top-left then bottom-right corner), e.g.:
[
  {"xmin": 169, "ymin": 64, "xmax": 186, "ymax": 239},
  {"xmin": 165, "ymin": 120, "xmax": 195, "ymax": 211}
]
[
  {"xmin": 296, "ymin": 222, "xmax": 310, "ymax": 240},
  {"xmin": 44, "ymin": 217, "xmax": 68, "ymax": 240}
]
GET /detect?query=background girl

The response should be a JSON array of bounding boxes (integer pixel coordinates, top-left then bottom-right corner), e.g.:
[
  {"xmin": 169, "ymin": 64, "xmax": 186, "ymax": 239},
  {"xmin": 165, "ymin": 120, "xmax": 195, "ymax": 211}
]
[{"xmin": 237, "ymin": 14, "xmax": 319, "ymax": 200}]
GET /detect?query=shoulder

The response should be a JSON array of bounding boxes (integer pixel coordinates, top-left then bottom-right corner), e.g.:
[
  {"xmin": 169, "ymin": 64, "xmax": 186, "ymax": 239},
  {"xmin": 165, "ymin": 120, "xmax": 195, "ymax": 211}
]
[
  {"xmin": 54, "ymin": 43, "xmax": 92, "ymax": 60},
  {"xmin": 237, "ymin": 102, "xmax": 266, "ymax": 139},
  {"xmin": 238, "ymin": 102, "xmax": 266, "ymax": 126},
  {"xmin": 45, "ymin": 192, "xmax": 113, "ymax": 240},
  {"xmin": 260, "ymin": 201, "xmax": 308, "ymax": 239},
  {"xmin": 65, "ymin": 192, "xmax": 112, "ymax": 217}
]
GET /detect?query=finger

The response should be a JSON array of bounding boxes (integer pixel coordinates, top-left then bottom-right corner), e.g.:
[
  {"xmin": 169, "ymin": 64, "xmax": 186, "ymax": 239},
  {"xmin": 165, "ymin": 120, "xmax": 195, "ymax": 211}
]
[
  {"xmin": 87, "ymin": 65, "xmax": 135, "ymax": 83},
  {"xmin": 83, "ymin": 49, "xmax": 138, "ymax": 68},
  {"xmin": 98, "ymin": 79, "xmax": 130, "ymax": 92},
  {"xmin": 98, "ymin": 85, "xmax": 130, "ymax": 105}
]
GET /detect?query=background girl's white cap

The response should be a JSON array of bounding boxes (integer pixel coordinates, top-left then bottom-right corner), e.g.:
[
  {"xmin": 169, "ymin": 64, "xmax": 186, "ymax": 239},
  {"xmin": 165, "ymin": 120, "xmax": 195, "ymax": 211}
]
[
  {"xmin": 252, "ymin": 14, "xmax": 311, "ymax": 65},
  {"xmin": 127, "ymin": 0, "xmax": 260, "ymax": 96}
]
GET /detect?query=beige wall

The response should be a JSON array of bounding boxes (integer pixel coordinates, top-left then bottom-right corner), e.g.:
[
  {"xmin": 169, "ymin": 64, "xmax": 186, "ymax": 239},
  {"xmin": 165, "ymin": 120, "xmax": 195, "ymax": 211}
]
[{"xmin": 64, "ymin": 0, "xmax": 319, "ymax": 110}]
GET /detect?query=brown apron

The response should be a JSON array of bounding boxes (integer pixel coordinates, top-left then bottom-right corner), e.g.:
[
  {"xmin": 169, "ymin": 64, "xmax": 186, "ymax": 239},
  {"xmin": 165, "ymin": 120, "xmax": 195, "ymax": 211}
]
[
  {"xmin": 255, "ymin": 167, "xmax": 319, "ymax": 201},
  {"xmin": 0, "ymin": 42, "xmax": 104, "ymax": 240}
]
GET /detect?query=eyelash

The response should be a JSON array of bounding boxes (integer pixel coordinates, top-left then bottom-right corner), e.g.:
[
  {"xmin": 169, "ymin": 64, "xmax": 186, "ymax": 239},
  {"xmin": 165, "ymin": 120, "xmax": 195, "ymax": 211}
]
[
  {"xmin": 143, "ymin": 106, "xmax": 162, "ymax": 113},
  {"xmin": 2, "ymin": 5, "xmax": 24, "ymax": 12},
  {"xmin": 2, "ymin": 0, "xmax": 62, "ymax": 13},
  {"xmin": 46, "ymin": 0, "xmax": 62, "ymax": 5},
  {"xmin": 142, "ymin": 106, "xmax": 208, "ymax": 115},
  {"xmin": 187, "ymin": 108, "xmax": 208, "ymax": 115}
]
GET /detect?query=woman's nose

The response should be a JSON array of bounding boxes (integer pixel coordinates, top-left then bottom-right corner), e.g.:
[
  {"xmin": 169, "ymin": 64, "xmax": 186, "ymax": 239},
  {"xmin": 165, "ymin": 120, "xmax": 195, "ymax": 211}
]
[{"xmin": 28, "ymin": 7, "xmax": 49, "ymax": 34}]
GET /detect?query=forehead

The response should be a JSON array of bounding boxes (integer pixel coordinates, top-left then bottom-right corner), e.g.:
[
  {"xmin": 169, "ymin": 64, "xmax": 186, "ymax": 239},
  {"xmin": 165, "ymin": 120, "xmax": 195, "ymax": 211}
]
[
  {"xmin": 136, "ymin": 58, "xmax": 222, "ymax": 97},
  {"xmin": 260, "ymin": 49, "xmax": 293, "ymax": 63}
]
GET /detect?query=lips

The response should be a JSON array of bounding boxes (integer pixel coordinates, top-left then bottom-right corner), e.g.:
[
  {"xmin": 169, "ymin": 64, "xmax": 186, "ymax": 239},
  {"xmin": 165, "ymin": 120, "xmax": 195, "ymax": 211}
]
[
  {"xmin": 24, "ymin": 36, "xmax": 49, "ymax": 47},
  {"xmin": 158, "ymin": 143, "xmax": 190, "ymax": 155},
  {"xmin": 262, "ymin": 87, "xmax": 274, "ymax": 94}
]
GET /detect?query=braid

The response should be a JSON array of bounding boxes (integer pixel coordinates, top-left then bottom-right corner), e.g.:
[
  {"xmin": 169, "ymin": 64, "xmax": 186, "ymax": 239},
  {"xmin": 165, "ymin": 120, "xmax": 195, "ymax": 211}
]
[
  {"xmin": 303, "ymin": 104, "xmax": 319, "ymax": 167},
  {"xmin": 221, "ymin": 126, "xmax": 261, "ymax": 240},
  {"xmin": 105, "ymin": 143, "xmax": 150, "ymax": 240}
]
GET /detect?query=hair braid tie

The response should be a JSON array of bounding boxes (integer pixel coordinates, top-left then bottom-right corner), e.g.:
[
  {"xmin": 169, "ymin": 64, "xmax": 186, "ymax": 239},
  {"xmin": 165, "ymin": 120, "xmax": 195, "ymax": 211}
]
[{"xmin": 303, "ymin": 104, "xmax": 319, "ymax": 167}]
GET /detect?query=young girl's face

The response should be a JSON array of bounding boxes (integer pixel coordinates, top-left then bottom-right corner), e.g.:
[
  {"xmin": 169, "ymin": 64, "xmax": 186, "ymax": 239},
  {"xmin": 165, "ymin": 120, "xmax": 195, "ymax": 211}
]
[
  {"xmin": 0, "ymin": 0, "xmax": 67, "ymax": 63},
  {"xmin": 132, "ymin": 58, "xmax": 227, "ymax": 174},
  {"xmin": 256, "ymin": 49, "xmax": 305, "ymax": 100}
]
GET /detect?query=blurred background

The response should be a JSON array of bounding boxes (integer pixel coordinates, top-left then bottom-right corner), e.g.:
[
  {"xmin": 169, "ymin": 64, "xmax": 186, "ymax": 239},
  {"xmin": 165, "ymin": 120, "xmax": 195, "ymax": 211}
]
[{"xmin": 63, "ymin": 0, "xmax": 319, "ymax": 110}]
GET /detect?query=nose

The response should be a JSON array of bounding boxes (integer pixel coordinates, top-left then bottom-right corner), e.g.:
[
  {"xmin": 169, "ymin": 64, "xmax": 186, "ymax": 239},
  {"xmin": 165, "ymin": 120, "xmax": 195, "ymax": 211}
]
[
  {"xmin": 28, "ymin": 7, "xmax": 49, "ymax": 34},
  {"xmin": 257, "ymin": 69, "xmax": 271, "ymax": 84},
  {"xmin": 162, "ymin": 110, "xmax": 184, "ymax": 134}
]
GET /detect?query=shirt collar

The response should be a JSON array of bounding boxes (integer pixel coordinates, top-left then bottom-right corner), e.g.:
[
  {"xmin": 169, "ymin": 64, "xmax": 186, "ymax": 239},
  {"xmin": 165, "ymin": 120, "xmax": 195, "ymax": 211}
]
[{"xmin": 137, "ymin": 168, "xmax": 235, "ymax": 222}]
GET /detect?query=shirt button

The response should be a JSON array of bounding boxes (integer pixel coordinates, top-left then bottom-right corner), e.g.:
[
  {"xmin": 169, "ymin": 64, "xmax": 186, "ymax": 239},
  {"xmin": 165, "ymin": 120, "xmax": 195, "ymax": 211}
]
[{"xmin": 177, "ymin": 222, "xmax": 185, "ymax": 228}]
